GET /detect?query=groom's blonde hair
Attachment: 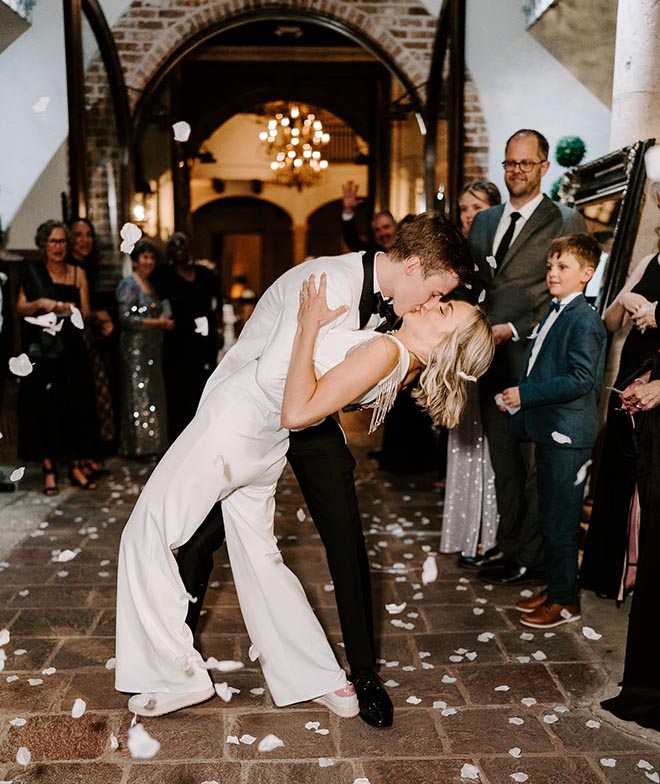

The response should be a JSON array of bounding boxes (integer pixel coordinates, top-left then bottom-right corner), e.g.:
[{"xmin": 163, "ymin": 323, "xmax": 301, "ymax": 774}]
[{"xmin": 413, "ymin": 306, "xmax": 494, "ymax": 428}]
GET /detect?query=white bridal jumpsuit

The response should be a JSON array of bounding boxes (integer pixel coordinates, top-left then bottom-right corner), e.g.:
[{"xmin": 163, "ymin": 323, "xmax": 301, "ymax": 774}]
[{"xmin": 115, "ymin": 329, "xmax": 409, "ymax": 706}]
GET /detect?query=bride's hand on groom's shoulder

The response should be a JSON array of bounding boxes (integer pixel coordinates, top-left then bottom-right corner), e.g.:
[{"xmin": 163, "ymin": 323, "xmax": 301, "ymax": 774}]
[{"xmin": 298, "ymin": 273, "xmax": 349, "ymax": 329}]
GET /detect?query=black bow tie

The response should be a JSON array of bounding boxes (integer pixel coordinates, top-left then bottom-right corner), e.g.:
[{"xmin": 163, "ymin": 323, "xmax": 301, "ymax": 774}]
[
  {"xmin": 374, "ymin": 292, "xmax": 397, "ymax": 327},
  {"xmin": 549, "ymin": 299, "xmax": 561, "ymax": 313}
]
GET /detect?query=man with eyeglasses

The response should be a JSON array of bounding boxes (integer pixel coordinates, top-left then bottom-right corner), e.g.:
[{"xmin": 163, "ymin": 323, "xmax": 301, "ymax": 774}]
[{"xmin": 461, "ymin": 128, "xmax": 585, "ymax": 585}]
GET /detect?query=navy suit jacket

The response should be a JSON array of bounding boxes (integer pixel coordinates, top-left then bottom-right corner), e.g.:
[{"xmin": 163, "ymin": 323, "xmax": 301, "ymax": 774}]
[{"xmin": 509, "ymin": 294, "xmax": 607, "ymax": 448}]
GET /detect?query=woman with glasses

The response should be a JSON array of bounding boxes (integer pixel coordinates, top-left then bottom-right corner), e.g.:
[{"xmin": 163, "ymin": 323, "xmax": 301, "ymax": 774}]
[{"xmin": 16, "ymin": 220, "xmax": 99, "ymax": 494}]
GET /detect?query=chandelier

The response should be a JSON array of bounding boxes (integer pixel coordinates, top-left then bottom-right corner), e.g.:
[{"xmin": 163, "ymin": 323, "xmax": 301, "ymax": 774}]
[{"xmin": 259, "ymin": 103, "xmax": 330, "ymax": 189}]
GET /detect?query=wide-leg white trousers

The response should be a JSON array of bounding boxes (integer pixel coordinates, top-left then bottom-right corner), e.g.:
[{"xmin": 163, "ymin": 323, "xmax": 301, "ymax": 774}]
[{"xmin": 115, "ymin": 362, "xmax": 347, "ymax": 705}]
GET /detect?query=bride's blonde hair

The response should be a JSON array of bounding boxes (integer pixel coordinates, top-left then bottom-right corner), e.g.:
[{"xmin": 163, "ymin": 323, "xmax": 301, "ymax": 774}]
[{"xmin": 412, "ymin": 306, "xmax": 495, "ymax": 428}]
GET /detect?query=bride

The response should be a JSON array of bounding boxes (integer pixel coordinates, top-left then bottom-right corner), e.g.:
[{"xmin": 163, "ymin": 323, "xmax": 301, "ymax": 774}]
[{"xmin": 115, "ymin": 272, "xmax": 494, "ymax": 719}]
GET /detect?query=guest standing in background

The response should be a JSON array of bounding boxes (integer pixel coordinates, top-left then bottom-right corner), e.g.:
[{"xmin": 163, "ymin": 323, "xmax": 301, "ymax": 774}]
[
  {"xmin": 153, "ymin": 232, "xmax": 220, "ymax": 441},
  {"xmin": 16, "ymin": 220, "xmax": 99, "ymax": 493},
  {"xmin": 116, "ymin": 240, "xmax": 172, "ymax": 459},
  {"xmin": 581, "ymin": 182, "xmax": 660, "ymax": 601},
  {"xmin": 444, "ymin": 181, "xmax": 502, "ymax": 559},
  {"xmin": 68, "ymin": 217, "xmax": 117, "ymax": 468}
]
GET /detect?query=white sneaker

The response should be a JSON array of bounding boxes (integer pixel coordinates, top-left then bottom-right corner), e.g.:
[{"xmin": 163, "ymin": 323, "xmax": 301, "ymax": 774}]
[
  {"xmin": 128, "ymin": 685, "xmax": 215, "ymax": 717},
  {"xmin": 313, "ymin": 684, "xmax": 359, "ymax": 718}
]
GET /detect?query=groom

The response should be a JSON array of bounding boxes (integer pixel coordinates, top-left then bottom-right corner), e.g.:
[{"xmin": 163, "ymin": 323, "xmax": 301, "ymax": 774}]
[{"xmin": 177, "ymin": 213, "xmax": 470, "ymax": 727}]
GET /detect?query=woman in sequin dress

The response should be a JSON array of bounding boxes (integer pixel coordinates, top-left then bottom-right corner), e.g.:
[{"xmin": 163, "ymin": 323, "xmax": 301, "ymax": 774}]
[
  {"xmin": 441, "ymin": 182, "xmax": 502, "ymax": 557},
  {"xmin": 116, "ymin": 240, "xmax": 172, "ymax": 458}
]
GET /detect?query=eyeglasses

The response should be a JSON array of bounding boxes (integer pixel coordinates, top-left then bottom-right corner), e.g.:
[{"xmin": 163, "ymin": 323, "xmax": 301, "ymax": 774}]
[
  {"xmin": 47, "ymin": 238, "xmax": 68, "ymax": 245},
  {"xmin": 502, "ymin": 159, "xmax": 547, "ymax": 173}
]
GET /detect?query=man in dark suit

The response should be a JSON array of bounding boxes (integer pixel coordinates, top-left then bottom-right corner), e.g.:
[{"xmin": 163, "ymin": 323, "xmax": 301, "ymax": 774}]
[{"xmin": 463, "ymin": 129, "xmax": 586, "ymax": 584}]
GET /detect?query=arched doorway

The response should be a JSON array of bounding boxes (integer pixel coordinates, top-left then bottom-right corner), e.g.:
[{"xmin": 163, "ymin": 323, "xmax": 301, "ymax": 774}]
[{"xmin": 192, "ymin": 196, "xmax": 293, "ymax": 296}]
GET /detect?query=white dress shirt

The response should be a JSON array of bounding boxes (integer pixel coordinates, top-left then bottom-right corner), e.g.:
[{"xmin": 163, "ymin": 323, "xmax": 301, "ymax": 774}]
[
  {"xmin": 526, "ymin": 292, "xmax": 581, "ymax": 376},
  {"xmin": 365, "ymin": 252, "xmax": 387, "ymax": 330}
]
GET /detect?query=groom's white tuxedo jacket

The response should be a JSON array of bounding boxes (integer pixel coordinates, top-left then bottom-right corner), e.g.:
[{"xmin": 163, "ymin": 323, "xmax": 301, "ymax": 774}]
[{"xmin": 199, "ymin": 252, "xmax": 370, "ymax": 411}]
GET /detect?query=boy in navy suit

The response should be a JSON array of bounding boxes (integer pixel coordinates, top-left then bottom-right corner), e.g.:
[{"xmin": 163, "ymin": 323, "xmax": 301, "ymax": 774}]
[{"xmin": 497, "ymin": 234, "xmax": 607, "ymax": 628}]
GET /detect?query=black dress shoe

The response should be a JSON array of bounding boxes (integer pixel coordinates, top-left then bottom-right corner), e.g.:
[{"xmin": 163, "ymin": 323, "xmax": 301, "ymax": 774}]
[
  {"xmin": 478, "ymin": 562, "xmax": 545, "ymax": 585},
  {"xmin": 350, "ymin": 671, "xmax": 393, "ymax": 728},
  {"xmin": 457, "ymin": 546, "xmax": 506, "ymax": 570}
]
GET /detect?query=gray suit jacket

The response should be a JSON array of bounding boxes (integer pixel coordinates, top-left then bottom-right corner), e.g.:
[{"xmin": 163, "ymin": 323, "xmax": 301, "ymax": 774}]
[{"xmin": 468, "ymin": 195, "xmax": 586, "ymax": 385}]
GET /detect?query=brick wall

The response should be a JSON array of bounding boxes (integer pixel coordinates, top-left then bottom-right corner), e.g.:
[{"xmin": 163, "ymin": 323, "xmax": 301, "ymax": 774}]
[{"xmin": 84, "ymin": 0, "xmax": 489, "ymax": 284}]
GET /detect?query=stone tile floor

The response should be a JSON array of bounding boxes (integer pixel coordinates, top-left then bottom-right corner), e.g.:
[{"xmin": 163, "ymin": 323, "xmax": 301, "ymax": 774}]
[{"xmin": 0, "ymin": 414, "xmax": 659, "ymax": 783}]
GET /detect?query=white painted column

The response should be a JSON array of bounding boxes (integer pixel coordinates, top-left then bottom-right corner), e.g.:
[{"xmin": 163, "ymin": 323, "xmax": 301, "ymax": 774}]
[{"xmin": 610, "ymin": 0, "xmax": 660, "ymax": 259}]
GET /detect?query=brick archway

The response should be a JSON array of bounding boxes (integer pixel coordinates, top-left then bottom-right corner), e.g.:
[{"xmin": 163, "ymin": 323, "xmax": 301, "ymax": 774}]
[{"xmin": 112, "ymin": 0, "xmax": 437, "ymax": 115}]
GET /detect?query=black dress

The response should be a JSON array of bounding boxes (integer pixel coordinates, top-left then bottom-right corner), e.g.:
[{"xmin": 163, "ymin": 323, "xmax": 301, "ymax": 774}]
[
  {"xmin": 18, "ymin": 264, "xmax": 99, "ymax": 462},
  {"xmin": 601, "ymin": 349, "xmax": 660, "ymax": 730},
  {"xmin": 580, "ymin": 254, "xmax": 660, "ymax": 600},
  {"xmin": 153, "ymin": 264, "xmax": 219, "ymax": 441}
]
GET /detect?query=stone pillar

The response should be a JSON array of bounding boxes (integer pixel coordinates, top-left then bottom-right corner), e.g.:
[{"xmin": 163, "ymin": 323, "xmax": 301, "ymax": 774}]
[
  {"xmin": 610, "ymin": 0, "xmax": 660, "ymax": 262},
  {"xmin": 293, "ymin": 224, "xmax": 307, "ymax": 266}
]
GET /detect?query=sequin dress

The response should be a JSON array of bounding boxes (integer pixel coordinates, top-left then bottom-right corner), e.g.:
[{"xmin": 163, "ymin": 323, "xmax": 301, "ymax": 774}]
[
  {"xmin": 116, "ymin": 275, "xmax": 168, "ymax": 457},
  {"xmin": 440, "ymin": 384, "xmax": 499, "ymax": 555}
]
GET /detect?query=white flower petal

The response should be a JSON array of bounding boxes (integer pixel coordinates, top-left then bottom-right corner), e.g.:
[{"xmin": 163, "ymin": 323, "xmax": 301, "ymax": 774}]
[
  {"xmin": 599, "ymin": 758, "xmax": 616, "ymax": 768},
  {"xmin": 421, "ymin": 555, "xmax": 438, "ymax": 585},
  {"xmin": 385, "ymin": 602, "xmax": 407, "ymax": 615},
  {"xmin": 509, "ymin": 717, "xmax": 524, "ymax": 725},
  {"xmin": 194, "ymin": 316, "xmax": 209, "ymax": 336},
  {"xmin": 637, "ymin": 760, "xmax": 654, "ymax": 771},
  {"xmin": 305, "ymin": 721, "xmax": 320, "ymax": 730},
  {"xmin": 585, "ymin": 720, "xmax": 601, "ymax": 729},
  {"xmin": 16, "ymin": 746, "xmax": 31, "ymax": 766},
  {"xmin": 127, "ymin": 723, "xmax": 160, "ymax": 759},
  {"xmin": 248, "ymin": 644, "xmax": 259, "ymax": 661},
  {"xmin": 56, "ymin": 550, "xmax": 77, "ymax": 563},
  {"xmin": 105, "ymin": 658, "xmax": 116, "ymax": 670},
  {"xmin": 172, "ymin": 121, "xmax": 192, "ymax": 142},
  {"xmin": 33, "ymin": 96, "xmax": 50, "ymax": 113},
  {"xmin": 0, "ymin": 630, "xmax": 10, "ymax": 646},
  {"xmin": 296, "ymin": 508, "xmax": 306, "ymax": 522},
  {"xmin": 257, "ymin": 733, "xmax": 284, "ymax": 752},
  {"xmin": 315, "ymin": 728, "xmax": 329, "ymax": 735},
  {"xmin": 250, "ymin": 687, "xmax": 265, "ymax": 696},
  {"xmin": 532, "ymin": 650, "xmax": 547, "ymax": 661},
  {"xmin": 70, "ymin": 306, "xmax": 84, "ymax": 330},
  {"xmin": 28, "ymin": 678, "xmax": 43, "ymax": 686},
  {"xmin": 511, "ymin": 774, "xmax": 529, "ymax": 783},
  {"xmin": 42, "ymin": 667, "xmax": 56, "ymax": 675},
  {"xmin": 486, "ymin": 255, "xmax": 497, "ymax": 268},
  {"xmin": 110, "ymin": 734, "xmax": 119, "ymax": 749},
  {"xmin": 239, "ymin": 734, "xmax": 257, "ymax": 745},
  {"xmin": 406, "ymin": 696, "xmax": 422, "ymax": 705},
  {"xmin": 495, "ymin": 685, "xmax": 510, "ymax": 692},
  {"xmin": 645, "ymin": 773, "xmax": 660, "ymax": 783},
  {"xmin": 204, "ymin": 658, "xmax": 244, "ymax": 673},
  {"xmin": 574, "ymin": 459, "xmax": 593, "ymax": 486},
  {"xmin": 460, "ymin": 762, "xmax": 480, "ymax": 780},
  {"xmin": 543, "ymin": 714, "xmax": 558, "ymax": 724},
  {"xmin": 478, "ymin": 289, "xmax": 486, "ymax": 304},
  {"xmin": 214, "ymin": 682, "xmax": 240, "ymax": 702},
  {"xmin": 9, "ymin": 466, "xmax": 25, "ymax": 482},
  {"xmin": 226, "ymin": 735, "xmax": 240, "ymax": 745},
  {"xmin": 551, "ymin": 430, "xmax": 572, "ymax": 445},
  {"xmin": 319, "ymin": 758, "xmax": 335, "ymax": 767},
  {"xmin": 582, "ymin": 626, "xmax": 602, "ymax": 640},
  {"xmin": 508, "ymin": 747, "xmax": 522, "ymax": 758},
  {"xmin": 9, "ymin": 354, "xmax": 33, "ymax": 377},
  {"xmin": 71, "ymin": 698, "xmax": 86, "ymax": 718},
  {"xmin": 10, "ymin": 717, "xmax": 27, "ymax": 727},
  {"xmin": 442, "ymin": 675, "xmax": 457, "ymax": 684},
  {"xmin": 521, "ymin": 697, "xmax": 537, "ymax": 707},
  {"xmin": 644, "ymin": 144, "xmax": 660, "ymax": 181}
]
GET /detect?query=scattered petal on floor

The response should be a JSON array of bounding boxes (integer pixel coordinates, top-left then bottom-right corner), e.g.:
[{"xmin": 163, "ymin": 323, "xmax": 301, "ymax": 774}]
[
  {"xmin": 249, "ymin": 645, "xmax": 259, "ymax": 661},
  {"xmin": 600, "ymin": 758, "xmax": 616, "ymax": 768},
  {"xmin": 509, "ymin": 717, "xmax": 524, "ymax": 725},
  {"xmin": 460, "ymin": 762, "xmax": 480, "ymax": 780},
  {"xmin": 71, "ymin": 698, "xmax": 86, "ymax": 718},
  {"xmin": 239, "ymin": 734, "xmax": 257, "ymax": 745},
  {"xmin": 110, "ymin": 734, "xmax": 119, "ymax": 750},
  {"xmin": 9, "ymin": 467, "xmax": 25, "ymax": 482},
  {"xmin": 319, "ymin": 758, "xmax": 334, "ymax": 767},
  {"xmin": 105, "ymin": 658, "xmax": 116, "ymax": 670},
  {"xmin": 582, "ymin": 626, "xmax": 602, "ymax": 640},
  {"xmin": 442, "ymin": 675, "xmax": 457, "ymax": 684},
  {"xmin": 421, "ymin": 555, "xmax": 438, "ymax": 585},
  {"xmin": 258, "ymin": 734, "xmax": 284, "ymax": 752},
  {"xmin": 56, "ymin": 550, "xmax": 77, "ymax": 563},
  {"xmin": 296, "ymin": 508, "xmax": 306, "ymax": 521},
  {"xmin": 214, "ymin": 682, "xmax": 240, "ymax": 702},
  {"xmin": 521, "ymin": 697, "xmax": 537, "ymax": 707},
  {"xmin": 10, "ymin": 717, "xmax": 27, "ymax": 727},
  {"xmin": 385, "ymin": 602, "xmax": 407, "ymax": 614},
  {"xmin": 16, "ymin": 746, "xmax": 31, "ymax": 767},
  {"xmin": 645, "ymin": 772, "xmax": 660, "ymax": 783},
  {"xmin": 511, "ymin": 773, "xmax": 528, "ymax": 782},
  {"xmin": 495, "ymin": 685, "xmax": 510, "ymax": 692},
  {"xmin": 127, "ymin": 723, "xmax": 160, "ymax": 759},
  {"xmin": 226, "ymin": 735, "xmax": 239, "ymax": 745},
  {"xmin": 508, "ymin": 747, "xmax": 522, "ymax": 758},
  {"xmin": 638, "ymin": 760, "xmax": 654, "ymax": 770},
  {"xmin": 543, "ymin": 714, "xmax": 558, "ymax": 724},
  {"xmin": 250, "ymin": 687, "xmax": 265, "ymax": 696},
  {"xmin": 406, "ymin": 696, "xmax": 422, "ymax": 705},
  {"xmin": 586, "ymin": 719, "xmax": 601, "ymax": 729}
]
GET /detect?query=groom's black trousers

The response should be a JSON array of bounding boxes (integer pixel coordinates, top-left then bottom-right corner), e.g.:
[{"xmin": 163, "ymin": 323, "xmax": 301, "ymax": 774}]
[{"xmin": 176, "ymin": 416, "xmax": 377, "ymax": 675}]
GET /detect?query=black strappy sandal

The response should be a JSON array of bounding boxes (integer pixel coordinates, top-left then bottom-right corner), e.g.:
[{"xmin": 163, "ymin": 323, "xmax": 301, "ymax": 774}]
[
  {"xmin": 42, "ymin": 461, "xmax": 60, "ymax": 496},
  {"xmin": 69, "ymin": 462, "xmax": 97, "ymax": 490}
]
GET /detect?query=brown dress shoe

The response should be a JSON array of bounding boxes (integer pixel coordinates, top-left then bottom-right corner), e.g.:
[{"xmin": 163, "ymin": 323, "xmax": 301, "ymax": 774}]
[
  {"xmin": 515, "ymin": 589, "xmax": 548, "ymax": 613},
  {"xmin": 520, "ymin": 602, "xmax": 581, "ymax": 629}
]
